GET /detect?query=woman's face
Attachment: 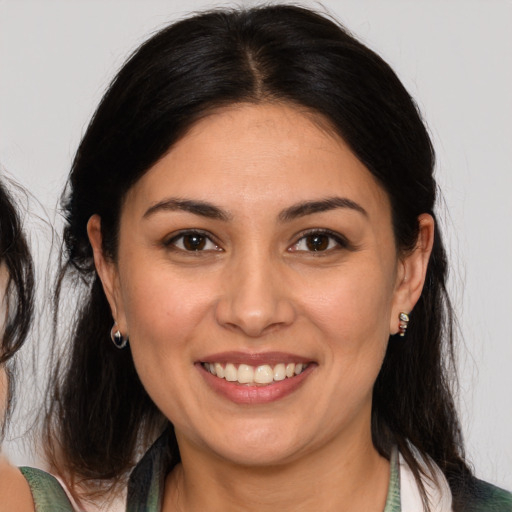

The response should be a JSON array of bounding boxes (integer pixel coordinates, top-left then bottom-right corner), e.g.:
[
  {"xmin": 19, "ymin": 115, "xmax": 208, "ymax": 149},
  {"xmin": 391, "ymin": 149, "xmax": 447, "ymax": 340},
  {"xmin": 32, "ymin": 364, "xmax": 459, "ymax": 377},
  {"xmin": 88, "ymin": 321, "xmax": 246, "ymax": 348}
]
[
  {"xmin": 91, "ymin": 103, "xmax": 431, "ymax": 466},
  {"xmin": 0, "ymin": 264, "xmax": 9, "ymax": 420}
]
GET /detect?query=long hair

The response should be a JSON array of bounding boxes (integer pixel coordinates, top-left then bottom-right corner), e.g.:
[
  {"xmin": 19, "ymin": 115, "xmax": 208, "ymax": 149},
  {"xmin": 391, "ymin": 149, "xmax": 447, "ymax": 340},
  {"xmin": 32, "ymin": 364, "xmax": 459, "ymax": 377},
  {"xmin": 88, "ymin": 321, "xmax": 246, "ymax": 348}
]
[
  {"xmin": 45, "ymin": 5, "xmax": 472, "ymax": 508},
  {"xmin": 0, "ymin": 177, "xmax": 34, "ymax": 437}
]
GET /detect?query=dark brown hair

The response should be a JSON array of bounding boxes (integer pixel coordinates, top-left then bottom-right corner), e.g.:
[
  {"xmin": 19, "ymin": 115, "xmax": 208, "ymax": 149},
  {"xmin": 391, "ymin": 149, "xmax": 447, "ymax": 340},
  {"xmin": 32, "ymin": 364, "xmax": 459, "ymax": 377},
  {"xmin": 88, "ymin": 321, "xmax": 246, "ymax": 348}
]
[
  {"xmin": 45, "ymin": 5, "xmax": 473, "ymax": 509},
  {"xmin": 0, "ymin": 177, "xmax": 34, "ymax": 438}
]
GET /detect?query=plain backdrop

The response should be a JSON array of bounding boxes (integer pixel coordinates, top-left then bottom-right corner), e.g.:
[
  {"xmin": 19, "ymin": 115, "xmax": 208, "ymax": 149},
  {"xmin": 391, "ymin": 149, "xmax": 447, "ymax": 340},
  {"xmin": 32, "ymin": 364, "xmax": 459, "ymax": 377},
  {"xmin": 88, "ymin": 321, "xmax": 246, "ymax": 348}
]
[{"xmin": 1, "ymin": 0, "xmax": 511, "ymax": 491}]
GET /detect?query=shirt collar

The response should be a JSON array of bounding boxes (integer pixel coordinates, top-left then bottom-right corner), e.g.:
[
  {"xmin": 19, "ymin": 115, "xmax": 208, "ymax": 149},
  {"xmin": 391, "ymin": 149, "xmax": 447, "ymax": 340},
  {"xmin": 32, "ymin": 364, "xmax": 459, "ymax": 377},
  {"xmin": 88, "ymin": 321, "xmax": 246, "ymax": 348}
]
[{"xmin": 127, "ymin": 431, "xmax": 403, "ymax": 511}]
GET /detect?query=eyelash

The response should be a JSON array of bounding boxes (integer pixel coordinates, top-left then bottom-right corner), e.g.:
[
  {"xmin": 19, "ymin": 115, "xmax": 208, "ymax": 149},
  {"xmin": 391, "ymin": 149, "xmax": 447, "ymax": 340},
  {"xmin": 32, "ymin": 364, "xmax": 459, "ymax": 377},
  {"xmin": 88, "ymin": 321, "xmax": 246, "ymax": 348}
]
[
  {"xmin": 288, "ymin": 229, "xmax": 351, "ymax": 253},
  {"xmin": 164, "ymin": 229, "xmax": 350, "ymax": 254},
  {"xmin": 164, "ymin": 230, "xmax": 222, "ymax": 252}
]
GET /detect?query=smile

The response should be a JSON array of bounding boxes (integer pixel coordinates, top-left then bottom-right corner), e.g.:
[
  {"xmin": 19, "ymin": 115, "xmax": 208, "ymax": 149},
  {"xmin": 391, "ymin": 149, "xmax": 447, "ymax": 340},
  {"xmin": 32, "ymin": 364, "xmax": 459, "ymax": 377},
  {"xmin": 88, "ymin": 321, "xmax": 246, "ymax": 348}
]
[
  {"xmin": 201, "ymin": 362, "xmax": 309, "ymax": 386},
  {"xmin": 197, "ymin": 352, "xmax": 315, "ymax": 404}
]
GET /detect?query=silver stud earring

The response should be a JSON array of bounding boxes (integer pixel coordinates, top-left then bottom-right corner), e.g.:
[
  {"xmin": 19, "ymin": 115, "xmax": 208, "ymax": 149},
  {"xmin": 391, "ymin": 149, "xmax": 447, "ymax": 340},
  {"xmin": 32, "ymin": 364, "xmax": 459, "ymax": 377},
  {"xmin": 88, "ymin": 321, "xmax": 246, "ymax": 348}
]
[
  {"xmin": 110, "ymin": 323, "xmax": 128, "ymax": 349},
  {"xmin": 398, "ymin": 312, "xmax": 410, "ymax": 337}
]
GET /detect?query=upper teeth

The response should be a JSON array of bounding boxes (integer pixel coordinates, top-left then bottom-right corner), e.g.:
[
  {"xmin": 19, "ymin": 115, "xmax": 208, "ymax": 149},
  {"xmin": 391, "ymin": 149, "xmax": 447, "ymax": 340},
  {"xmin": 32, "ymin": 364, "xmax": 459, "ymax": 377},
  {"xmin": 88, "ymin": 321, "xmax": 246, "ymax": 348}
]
[{"xmin": 203, "ymin": 362, "xmax": 307, "ymax": 385}]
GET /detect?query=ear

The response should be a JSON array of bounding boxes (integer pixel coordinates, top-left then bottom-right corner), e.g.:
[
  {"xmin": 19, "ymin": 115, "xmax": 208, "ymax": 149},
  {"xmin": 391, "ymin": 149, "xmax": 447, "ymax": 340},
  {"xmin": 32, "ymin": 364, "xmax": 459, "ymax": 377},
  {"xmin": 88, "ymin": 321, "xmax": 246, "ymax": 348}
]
[
  {"xmin": 87, "ymin": 215, "xmax": 127, "ymax": 334},
  {"xmin": 390, "ymin": 213, "xmax": 435, "ymax": 335}
]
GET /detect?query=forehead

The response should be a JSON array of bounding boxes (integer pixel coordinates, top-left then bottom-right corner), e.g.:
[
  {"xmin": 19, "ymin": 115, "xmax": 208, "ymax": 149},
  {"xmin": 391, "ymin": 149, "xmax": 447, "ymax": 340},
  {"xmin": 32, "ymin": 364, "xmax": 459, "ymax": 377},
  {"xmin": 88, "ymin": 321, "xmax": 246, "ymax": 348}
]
[{"xmin": 124, "ymin": 102, "xmax": 390, "ymax": 219}]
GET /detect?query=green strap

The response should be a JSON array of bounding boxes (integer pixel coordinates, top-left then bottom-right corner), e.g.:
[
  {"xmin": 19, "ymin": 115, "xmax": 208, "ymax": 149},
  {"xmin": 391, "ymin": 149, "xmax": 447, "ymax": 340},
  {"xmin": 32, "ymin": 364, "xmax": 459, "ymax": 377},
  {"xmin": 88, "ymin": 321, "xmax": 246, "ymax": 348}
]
[
  {"xmin": 127, "ymin": 431, "xmax": 170, "ymax": 512},
  {"xmin": 19, "ymin": 467, "xmax": 74, "ymax": 512},
  {"xmin": 383, "ymin": 447, "xmax": 401, "ymax": 512}
]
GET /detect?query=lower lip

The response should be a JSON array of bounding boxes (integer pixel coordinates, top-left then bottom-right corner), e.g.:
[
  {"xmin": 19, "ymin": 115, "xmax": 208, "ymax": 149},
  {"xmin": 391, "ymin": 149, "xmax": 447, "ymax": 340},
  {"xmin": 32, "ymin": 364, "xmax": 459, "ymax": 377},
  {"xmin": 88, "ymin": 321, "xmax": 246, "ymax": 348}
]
[{"xmin": 197, "ymin": 363, "xmax": 315, "ymax": 405}]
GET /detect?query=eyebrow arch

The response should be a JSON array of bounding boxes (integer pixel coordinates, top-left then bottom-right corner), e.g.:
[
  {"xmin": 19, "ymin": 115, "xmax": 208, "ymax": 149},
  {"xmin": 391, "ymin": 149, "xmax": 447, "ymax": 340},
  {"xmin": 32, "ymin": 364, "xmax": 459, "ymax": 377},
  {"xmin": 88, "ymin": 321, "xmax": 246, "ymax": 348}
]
[
  {"xmin": 278, "ymin": 197, "xmax": 368, "ymax": 222},
  {"xmin": 143, "ymin": 198, "xmax": 231, "ymax": 221}
]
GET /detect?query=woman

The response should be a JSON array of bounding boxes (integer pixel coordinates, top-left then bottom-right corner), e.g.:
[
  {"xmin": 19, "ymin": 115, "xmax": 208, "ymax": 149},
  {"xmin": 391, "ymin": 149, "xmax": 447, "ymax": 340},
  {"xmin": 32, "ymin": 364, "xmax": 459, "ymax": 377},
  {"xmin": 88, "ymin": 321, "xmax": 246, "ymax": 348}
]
[
  {"xmin": 0, "ymin": 179, "xmax": 33, "ymax": 432},
  {"xmin": 0, "ymin": 178, "xmax": 34, "ymax": 511},
  {"xmin": 43, "ymin": 5, "xmax": 512, "ymax": 511},
  {"xmin": 0, "ymin": 178, "xmax": 73, "ymax": 510}
]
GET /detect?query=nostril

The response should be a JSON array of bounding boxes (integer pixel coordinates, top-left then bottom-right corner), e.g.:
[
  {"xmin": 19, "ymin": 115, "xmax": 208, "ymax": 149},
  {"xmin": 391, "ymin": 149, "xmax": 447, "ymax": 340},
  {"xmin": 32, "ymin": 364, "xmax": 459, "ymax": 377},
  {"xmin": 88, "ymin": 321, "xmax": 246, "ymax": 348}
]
[{"xmin": 214, "ymin": 293, "xmax": 296, "ymax": 338}]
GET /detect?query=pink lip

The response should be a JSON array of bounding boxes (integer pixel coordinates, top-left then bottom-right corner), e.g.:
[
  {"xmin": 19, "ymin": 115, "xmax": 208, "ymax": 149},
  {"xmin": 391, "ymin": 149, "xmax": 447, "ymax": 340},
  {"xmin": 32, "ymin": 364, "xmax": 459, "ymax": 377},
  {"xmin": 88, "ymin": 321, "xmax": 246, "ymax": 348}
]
[
  {"xmin": 198, "ymin": 351, "xmax": 312, "ymax": 366},
  {"xmin": 196, "ymin": 360, "xmax": 316, "ymax": 405}
]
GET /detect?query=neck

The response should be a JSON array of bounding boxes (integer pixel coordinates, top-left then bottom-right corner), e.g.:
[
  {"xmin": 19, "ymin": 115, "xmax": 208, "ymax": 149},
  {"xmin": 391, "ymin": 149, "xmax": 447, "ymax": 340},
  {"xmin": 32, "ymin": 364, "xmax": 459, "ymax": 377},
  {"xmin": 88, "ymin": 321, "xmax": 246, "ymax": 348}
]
[{"xmin": 163, "ymin": 427, "xmax": 390, "ymax": 512}]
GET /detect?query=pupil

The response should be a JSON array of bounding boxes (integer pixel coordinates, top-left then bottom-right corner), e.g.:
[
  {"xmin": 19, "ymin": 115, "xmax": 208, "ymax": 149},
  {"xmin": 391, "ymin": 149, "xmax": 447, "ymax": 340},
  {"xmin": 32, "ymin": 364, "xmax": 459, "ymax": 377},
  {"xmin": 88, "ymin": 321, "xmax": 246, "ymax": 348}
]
[
  {"xmin": 184, "ymin": 234, "xmax": 206, "ymax": 251},
  {"xmin": 306, "ymin": 234, "xmax": 328, "ymax": 251}
]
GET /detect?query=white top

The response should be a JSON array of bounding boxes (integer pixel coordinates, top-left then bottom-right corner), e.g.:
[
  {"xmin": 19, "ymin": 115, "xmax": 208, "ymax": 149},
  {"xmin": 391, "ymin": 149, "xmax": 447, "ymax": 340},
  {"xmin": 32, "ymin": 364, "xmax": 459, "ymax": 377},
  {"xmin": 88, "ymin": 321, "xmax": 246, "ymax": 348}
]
[{"xmin": 400, "ymin": 451, "xmax": 453, "ymax": 512}]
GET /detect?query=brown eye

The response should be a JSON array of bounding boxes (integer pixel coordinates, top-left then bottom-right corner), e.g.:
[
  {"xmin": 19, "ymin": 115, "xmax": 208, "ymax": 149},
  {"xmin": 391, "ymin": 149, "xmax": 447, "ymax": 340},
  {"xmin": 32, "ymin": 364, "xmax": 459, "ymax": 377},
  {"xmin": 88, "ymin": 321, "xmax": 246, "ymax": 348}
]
[
  {"xmin": 305, "ymin": 234, "xmax": 329, "ymax": 251},
  {"xmin": 166, "ymin": 231, "xmax": 221, "ymax": 252},
  {"xmin": 289, "ymin": 230, "xmax": 348, "ymax": 253},
  {"xmin": 183, "ymin": 234, "xmax": 207, "ymax": 251}
]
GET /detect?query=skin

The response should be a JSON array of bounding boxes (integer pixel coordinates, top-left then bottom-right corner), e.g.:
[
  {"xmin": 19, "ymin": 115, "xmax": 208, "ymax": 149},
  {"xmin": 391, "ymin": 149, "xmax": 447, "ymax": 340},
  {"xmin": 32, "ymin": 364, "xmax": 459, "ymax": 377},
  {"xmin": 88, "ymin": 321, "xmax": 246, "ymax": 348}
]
[
  {"xmin": 0, "ymin": 263, "xmax": 8, "ymax": 420},
  {"xmin": 89, "ymin": 103, "xmax": 434, "ymax": 512},
  {"xmin": 0, "ymin": 457, "xmax": 34, "ymax": 512}
]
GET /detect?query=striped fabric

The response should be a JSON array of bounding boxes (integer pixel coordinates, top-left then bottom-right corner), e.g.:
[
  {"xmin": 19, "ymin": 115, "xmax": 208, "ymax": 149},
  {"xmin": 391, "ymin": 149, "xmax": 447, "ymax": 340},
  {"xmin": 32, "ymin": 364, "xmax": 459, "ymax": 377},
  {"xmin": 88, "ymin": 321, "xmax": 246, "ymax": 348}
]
[{"xmin": 19, "ymin": 466, "xmax": 74, "ymax": 511}]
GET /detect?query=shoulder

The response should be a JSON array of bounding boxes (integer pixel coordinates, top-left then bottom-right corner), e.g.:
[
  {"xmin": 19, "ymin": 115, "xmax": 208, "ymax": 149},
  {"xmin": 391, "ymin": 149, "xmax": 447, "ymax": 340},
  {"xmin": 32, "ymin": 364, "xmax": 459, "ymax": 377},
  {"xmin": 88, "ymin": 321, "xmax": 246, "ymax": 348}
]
[
  {"xmin": 0, "ymin": 456, "xmax": 34, "ymax": 512},
  {"xmin": 460, "ymin": 478, "xmax": 512, "ymax": 512}
]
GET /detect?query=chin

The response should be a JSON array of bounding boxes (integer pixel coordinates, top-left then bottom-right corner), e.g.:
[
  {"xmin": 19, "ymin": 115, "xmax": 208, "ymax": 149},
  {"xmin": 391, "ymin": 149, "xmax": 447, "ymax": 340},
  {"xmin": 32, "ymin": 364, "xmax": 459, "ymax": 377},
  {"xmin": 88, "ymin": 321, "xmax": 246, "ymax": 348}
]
[
  {"xmin": 198, "ymin": 422, "xmax": 310, "ymax": 467},
  {"xmin": 216, "ymin": 443, "xmax": 301, "ymax": 468}
]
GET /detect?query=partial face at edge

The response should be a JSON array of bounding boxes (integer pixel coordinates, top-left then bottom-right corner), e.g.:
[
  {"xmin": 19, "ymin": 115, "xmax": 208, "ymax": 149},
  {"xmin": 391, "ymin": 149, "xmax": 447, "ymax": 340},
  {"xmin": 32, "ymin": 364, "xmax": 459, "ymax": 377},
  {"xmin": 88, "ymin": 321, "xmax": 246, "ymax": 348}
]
[
  {"xmin": 90, "ymin": 103, "xmax": 433, "ymax": 467},
  {"xmin": 0, "ymin": 264, "xmax": 10, "ymax": 422}
]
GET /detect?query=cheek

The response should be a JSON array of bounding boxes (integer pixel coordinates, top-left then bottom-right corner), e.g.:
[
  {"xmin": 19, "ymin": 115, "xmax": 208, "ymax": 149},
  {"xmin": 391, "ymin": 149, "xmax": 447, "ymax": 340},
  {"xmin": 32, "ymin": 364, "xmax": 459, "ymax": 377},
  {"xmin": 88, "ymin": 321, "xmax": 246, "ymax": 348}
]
[
  {"xmin": 117, "ymin": 259, "xmax": 232, "ymax": 414},
  {"xmin": 121, "ymin": 265, "xmax": 214, "ymax": 352},
  {"xmin": 117, "ymin": 264, "xmax": 217, "ymax": 422},
  {"xmin": 303, "ymin": 262, "xmax": 395, "ymax": 341},
  {"xmin": 301, "ymin": 260, "xmax": 395, "ymax": 399},
  {"xmin": 0, "ymin": 368, "xmax": 7, "ymax": 420}
]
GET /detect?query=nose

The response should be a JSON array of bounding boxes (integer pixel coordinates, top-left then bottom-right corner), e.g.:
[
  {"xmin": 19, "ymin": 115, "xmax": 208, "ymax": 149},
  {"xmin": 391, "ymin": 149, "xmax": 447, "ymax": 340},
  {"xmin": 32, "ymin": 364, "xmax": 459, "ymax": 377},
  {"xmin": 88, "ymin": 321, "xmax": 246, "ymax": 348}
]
[{"xmin": 215, "ymin": 251, "xmax": 296, "ymax": 338}]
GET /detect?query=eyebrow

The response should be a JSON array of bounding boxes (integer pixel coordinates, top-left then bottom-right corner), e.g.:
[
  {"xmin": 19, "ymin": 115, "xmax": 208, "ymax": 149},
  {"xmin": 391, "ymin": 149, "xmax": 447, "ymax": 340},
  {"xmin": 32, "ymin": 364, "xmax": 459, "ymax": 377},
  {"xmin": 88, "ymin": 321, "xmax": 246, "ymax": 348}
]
[
  {"xmin": 143, "ymin": 198, "xmax": 231, "ymax": 221},
  {"xmin": 143, "ymin": 196, "xmax": 367, "ymax": 222},
  {"xmin": 278, "ymin": 197, "xmax": 368, "ymax": 222}
]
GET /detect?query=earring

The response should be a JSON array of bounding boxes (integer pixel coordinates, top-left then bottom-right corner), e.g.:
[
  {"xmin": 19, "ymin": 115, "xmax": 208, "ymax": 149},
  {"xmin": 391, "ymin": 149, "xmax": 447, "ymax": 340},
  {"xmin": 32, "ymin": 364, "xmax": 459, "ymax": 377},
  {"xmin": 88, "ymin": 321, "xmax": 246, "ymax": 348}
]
[
  {"xmin": 398, "ymin": 312, "xmax": 410, "ymax": 337},
  {"xmin": 110, "ymin": 323, "xmax": 128, "ymax": 349}
]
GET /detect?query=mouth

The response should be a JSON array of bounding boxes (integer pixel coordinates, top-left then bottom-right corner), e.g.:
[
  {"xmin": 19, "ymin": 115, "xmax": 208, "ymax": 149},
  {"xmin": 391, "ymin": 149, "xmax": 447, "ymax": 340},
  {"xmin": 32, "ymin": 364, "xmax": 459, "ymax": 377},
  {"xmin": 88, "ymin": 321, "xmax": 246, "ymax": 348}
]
[
  {"xmin": 201, "ymin": 361, "xmax": 309, "ymax": 386},
  {"xmin": 197, "ymin": 353, "xmax": 315, "ymax": 404}
]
